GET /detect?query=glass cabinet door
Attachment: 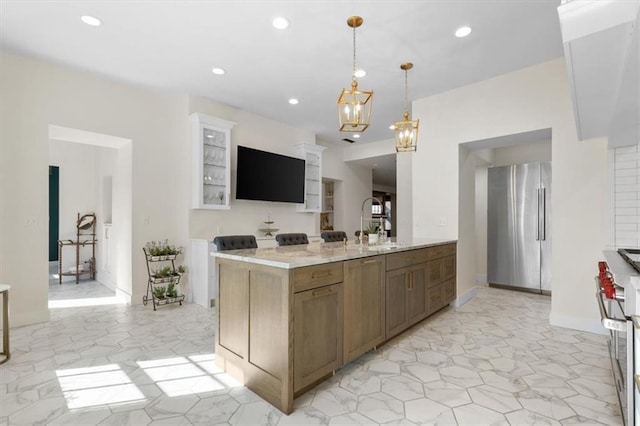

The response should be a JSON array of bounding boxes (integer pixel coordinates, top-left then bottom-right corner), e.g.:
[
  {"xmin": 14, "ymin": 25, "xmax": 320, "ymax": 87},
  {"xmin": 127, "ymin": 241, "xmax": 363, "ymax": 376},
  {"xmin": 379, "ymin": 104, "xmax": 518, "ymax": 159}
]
[
  {"xmin": 294, "ymin": 144, "xmax": 326, "ymax": 213},
  {"xmin": 191, "ymin": 113, "xmax": 236, "ymax": 210}
]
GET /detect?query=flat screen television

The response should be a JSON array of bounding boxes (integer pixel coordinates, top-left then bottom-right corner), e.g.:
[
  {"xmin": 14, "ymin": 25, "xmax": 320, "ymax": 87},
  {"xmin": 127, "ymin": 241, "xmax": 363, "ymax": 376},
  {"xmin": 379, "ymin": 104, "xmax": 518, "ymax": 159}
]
[{"xmin": 235, "ymin": 145, "xmax": 305, "ymax": 203}]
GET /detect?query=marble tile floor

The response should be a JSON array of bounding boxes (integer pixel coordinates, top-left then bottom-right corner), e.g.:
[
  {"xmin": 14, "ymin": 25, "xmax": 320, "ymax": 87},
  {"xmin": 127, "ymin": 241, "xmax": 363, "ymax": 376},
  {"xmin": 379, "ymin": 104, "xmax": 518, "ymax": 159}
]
[
  {"xmin": 48, "ymin": 262, "xmax": 116, "ymax": 302},
  {"xmin": 1, "ymin": 286, "xmax": 621, "ymax": 425}
]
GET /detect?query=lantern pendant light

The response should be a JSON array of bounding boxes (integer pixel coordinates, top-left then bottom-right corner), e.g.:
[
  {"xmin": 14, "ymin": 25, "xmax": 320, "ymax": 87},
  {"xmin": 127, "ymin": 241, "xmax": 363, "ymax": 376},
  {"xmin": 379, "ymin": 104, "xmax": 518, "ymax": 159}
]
[
  {"xmin": 394, "ymin": 62, "xmax": 419, "ymax": 152},
  {"xmin": 337, "ymin": 16, "xmax": 373, "ymax": 133}
]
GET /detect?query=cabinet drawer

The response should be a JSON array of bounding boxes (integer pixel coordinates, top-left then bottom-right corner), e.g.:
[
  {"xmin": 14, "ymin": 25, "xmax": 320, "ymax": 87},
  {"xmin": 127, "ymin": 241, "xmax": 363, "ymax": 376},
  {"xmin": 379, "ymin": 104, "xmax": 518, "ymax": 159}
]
[
  {"xmin": 386, "ymin": 248, "xmax": 428, "ymax": 271},
  {"xmin": 442, "ymin": 279, "xmax": 456, "ymax": 303},
  {"xmin": 426, "ymin": 243, "xmax": 456, "ymax": 260},
  {"xmin": 426, "ymin": 259, "xmax": 444, "ymax": 288},
  {"xmin": 293, "ymin": 262, "xmax": 343, "ymax": 293},
  {"xmin": 442, "ymin": 243, "xmax": 456, "ymax": 256}
]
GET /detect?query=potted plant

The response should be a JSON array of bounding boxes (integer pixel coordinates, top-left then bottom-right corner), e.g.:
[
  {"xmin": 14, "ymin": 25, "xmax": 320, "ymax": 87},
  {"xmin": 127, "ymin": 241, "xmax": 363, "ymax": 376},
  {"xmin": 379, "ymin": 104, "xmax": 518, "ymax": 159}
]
[
  {"xmin": 167, "ymin": 280, "xmax": 179, "ymax": 299},
  {"xmin": 367, "ymin": 222, "xmax": 379, "ymax": 244},
  {"xmin": 145, "ymin": 240, "xmax": 184, "ymax": 260},
  {"xmin": 153, "ymin": 285, "xmax": 167, "ymax": 300}
]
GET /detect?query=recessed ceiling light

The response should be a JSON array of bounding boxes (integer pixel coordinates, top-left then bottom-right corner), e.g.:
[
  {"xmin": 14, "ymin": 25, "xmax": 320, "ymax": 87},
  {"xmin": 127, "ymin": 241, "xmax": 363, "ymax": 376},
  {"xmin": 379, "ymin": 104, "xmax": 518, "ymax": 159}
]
[
  {"xmin": 212, "ymin": 67, "xmax": 225, "ymax": 75},
  {"xmin": 81, "ymin": 15, "xmax": 101, "ymax": 27},
  {"xmin": 288, "ymin": 98, "xmax": 299, "ymax": 105},
  {"xmin": 272, "ymin": 17, "xmax": 290, "ymax": 30},
  {"xmin": 455, "ymin": 26, "xmax": 472, "ymax": 38},
  {"xmin": 353, "ymin": 134, "xmax": 361, "ymax": 138},
  {"xmin": 354, "ymin": 69, "xmax": 366, "ymax": 78}
]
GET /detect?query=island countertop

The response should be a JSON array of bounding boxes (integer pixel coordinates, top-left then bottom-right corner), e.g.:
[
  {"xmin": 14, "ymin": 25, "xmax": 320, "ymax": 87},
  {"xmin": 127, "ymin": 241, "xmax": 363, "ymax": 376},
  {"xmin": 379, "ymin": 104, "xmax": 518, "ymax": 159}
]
[{"xmin": 211, "ymin": 237, "xmax": 456, "ymax": 269}]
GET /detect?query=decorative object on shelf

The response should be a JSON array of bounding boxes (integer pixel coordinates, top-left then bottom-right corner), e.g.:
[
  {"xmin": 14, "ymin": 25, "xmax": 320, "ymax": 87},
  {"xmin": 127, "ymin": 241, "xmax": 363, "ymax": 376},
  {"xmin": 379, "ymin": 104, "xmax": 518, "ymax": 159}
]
[
  {"xmin": 393, "ymin": 62, "xmax": 419, "ymax": 152},
  {"xmin": 143, "ymin": 241, "xmax": 186, "ymax": 310},
  {"xmin": 57, "ymin": 212, "xmax": 97, "ymax": 284},
  {"xmin": 337, "ymin": 16, "xmax": 373, "ymax": 133},
  {"xmin": 259, "ymin": 216, "xmax": 279, "ymax": 237}
]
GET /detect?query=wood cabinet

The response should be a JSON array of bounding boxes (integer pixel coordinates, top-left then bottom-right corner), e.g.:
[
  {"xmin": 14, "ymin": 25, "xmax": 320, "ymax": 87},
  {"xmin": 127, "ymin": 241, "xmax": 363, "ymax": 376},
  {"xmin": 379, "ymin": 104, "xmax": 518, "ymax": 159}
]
[
  {"xmin": 294, "ymin": 283, "xmax": 343, "ymax": 392},
  {"xmin": 385, "ymin": 252, "xmax": 428, "ymax": 339},
  {"xmin": 343, "ymin": 255, "xmax": 386, "ymax": 363},
  {"xmin": 425, "ymin": 244, "xmax": 457, "ymax": 315},
  {"xmin": 190, "ymin": 113, "xmax": 235, "ymax": 210}
]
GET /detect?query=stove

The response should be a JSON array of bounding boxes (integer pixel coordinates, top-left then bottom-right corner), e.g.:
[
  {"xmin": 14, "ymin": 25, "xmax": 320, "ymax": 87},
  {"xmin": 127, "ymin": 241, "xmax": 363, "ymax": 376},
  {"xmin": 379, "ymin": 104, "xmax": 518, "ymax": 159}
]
[{"xmin": 618, "ymin": 248, "xmax": 640, "ymax": 274}]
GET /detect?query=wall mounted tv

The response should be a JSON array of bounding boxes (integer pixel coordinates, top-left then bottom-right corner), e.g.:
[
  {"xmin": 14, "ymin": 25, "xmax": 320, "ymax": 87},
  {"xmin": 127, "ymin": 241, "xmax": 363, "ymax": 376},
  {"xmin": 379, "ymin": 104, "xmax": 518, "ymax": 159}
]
[{"xmin": 235, "ymin": 145, "xmax": 305, "ymax": 203}]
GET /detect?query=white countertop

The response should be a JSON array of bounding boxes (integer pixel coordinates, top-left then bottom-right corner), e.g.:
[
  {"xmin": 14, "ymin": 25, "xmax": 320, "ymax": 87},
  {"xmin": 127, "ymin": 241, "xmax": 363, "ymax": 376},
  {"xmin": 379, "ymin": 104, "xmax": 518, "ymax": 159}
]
[{"xmin": 211, "ymin": 238, "xmax": 457, "ymax": 269}]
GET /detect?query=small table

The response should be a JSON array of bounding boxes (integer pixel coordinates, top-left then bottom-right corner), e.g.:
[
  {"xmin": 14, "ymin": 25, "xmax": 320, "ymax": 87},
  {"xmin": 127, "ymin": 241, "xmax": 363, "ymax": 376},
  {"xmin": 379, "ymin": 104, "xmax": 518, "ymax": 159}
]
[{"xmin": 0, "ymin": 284, "xmax": 9, "ymax": 364}]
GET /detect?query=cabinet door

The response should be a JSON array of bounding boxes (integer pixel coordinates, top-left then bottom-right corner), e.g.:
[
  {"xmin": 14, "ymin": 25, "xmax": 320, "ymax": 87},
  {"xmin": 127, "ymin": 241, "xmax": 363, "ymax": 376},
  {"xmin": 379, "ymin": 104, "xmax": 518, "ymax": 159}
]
[
  {"xmin": 344, "ymin": 256, "xmax": 385, "ymax": 363},
  {"xmin": 408, "ymin": 264, "xmax": 427, "ymax": 325},
  {"xmin": 385, "ymin": 269, "xmax": 409, "ymax": 338},
  {"xmin": 442, "ymin": 279, "xmax": 456, "ymax": 305},
  {"xmin": 294, "ymin": 144, "xmax": 326, "ymax": 213},
  {"xmin": 294, "ymin": 283, "xmax": 343, "ymax": 392},
  {"xmin": 217, "ymin": 262, "xmax": 249, "ymax": 358},
  {"xmin": 426, "ymin": 258, "xmax": 444, "ymax": 288},
  {"xmin": 443, "ymin": 254, "xmax": 456, "ymax": 281},
  {"xmin": 191, "ymin": 113, "xmax": 235, "ymax": 210},
  {"xmin": 427, "ymin": 284, "xmax": 444, "ymax": 315}
]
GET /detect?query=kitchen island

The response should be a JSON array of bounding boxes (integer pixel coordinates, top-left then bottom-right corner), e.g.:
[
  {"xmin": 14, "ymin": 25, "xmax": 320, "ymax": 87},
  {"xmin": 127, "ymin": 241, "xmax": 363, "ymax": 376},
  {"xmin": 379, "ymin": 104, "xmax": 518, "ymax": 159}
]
[{"xmin": 211, "ymin": 238, "xmax": 457, "ymax": 414}]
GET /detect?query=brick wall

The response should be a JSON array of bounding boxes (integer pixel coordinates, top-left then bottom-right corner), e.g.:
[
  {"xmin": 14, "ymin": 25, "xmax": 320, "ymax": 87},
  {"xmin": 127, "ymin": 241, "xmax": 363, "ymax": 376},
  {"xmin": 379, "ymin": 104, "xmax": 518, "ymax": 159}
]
[{"xmin": 615, "ymin": 144, "xmax": 640, "ymax": 247}]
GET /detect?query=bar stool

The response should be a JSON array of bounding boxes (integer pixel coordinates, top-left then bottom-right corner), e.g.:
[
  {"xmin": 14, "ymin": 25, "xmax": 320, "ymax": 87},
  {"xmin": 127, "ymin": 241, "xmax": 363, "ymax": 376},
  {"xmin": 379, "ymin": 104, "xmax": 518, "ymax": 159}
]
[
  {"xmin": 321, "ymin": 231, "xmax": 348, "ymax": 242},
  {"xmin": 212, "ymin": 235, "xmax": 258, "ymax": 251},
  {"xmin": 275, "ymin": 233, "xmax": 309, "ymax": 246},
  {"xmin": 0, "ymin": 284, "xmax": 10, "ymax": 364}
]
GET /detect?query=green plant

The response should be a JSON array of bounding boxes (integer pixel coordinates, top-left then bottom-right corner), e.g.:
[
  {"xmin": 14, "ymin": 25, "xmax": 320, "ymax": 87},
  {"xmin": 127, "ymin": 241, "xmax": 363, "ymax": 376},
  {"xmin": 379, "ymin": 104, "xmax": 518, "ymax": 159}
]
[
  {"xmin": 153, "ymin": 286, "xmax": 166, "ymax": 299},
  {"xmin": 145, "ymin": 240, "xmax": 184, "ymax": 256},
  {"xmin": 153, "ymin": 266, "xmax": 174, "ymax": 278},
  {"xmin": 177, "ymin": 265, "xmax": 187, "ymax": 274},
  {"xmin": 167, "ymin": 281, "xmax": 178, "ymax": 298},
  {"xmin": 366, "ymin": 222, "xmax": 379, "ymax": 234}
]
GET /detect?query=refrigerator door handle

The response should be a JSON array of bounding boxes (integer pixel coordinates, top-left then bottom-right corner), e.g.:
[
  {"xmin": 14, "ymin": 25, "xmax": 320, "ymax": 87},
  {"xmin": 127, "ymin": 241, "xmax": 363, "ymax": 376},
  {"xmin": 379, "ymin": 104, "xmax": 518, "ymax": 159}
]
[
  {"xmin": 541, "ymin": 188, "xmax": 546, "ymax": 241},
  {"xmin": 536, "ymin": 188, "xmax": 541, "ymax": 241}
]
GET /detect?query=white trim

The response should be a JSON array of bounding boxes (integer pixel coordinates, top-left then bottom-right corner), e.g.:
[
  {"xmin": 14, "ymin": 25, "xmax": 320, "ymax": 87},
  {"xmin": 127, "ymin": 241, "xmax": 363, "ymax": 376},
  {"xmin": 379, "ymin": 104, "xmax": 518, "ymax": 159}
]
[
  {"xmin": 452, "ymin": 286, "xmax": 477, "ymax": 308},
  {"xmin": 549, "ymin": 312, "xmax": 608, "ymax": 335},
  {"xmin": 476, "ymin": 274, "xmax": 487, "ymax": 284}
]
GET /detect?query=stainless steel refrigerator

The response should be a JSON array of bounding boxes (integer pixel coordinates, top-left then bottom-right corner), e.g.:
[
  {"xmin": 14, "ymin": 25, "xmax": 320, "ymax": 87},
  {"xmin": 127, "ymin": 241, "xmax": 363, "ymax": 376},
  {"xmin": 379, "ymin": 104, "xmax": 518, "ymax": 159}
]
[{"xmin": 487, "ymin": 162, "xmax": 551, "ymax": 293}]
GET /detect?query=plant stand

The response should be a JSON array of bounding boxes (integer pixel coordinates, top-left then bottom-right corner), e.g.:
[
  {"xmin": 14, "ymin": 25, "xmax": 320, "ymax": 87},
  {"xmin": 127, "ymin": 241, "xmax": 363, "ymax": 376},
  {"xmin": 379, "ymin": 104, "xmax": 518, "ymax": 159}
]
[
  {"xmin": 142, "ymin": 248, "xmax": 184, "ymax": 311},
  {"xmin": 58, "ymin": 212, "xmax": 97, "ymax": 284}
]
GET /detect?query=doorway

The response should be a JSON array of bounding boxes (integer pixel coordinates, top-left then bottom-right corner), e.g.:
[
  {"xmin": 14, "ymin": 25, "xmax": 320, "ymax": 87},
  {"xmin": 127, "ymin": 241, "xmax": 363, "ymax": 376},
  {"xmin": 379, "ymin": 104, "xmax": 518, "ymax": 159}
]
[{"xmin": 49, "ymin": 165, "xmax": 59, "ymax": 261}]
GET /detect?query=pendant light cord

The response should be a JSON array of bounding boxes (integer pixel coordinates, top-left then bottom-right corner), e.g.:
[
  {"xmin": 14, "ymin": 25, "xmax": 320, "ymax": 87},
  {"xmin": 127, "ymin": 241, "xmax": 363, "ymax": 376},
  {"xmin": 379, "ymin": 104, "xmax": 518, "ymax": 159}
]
[
  {"xmin": 404, "ymin": 69, "xmax": 409, "ymax": 115},
  {"xmin": 352, "ymin": 24, "xmax": 357, "ymax": 83}
]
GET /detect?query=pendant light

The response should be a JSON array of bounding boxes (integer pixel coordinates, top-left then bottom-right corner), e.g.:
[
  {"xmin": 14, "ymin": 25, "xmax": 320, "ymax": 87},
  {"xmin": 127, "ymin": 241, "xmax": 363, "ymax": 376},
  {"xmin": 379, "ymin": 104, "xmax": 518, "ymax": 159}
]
[
  {"xmin": 394, "ymin": 62, "xmax": 419, "ymax": 152},
  {"xmin": 337, "ymin": 16, "xmax": 373, "ymax": 133}
]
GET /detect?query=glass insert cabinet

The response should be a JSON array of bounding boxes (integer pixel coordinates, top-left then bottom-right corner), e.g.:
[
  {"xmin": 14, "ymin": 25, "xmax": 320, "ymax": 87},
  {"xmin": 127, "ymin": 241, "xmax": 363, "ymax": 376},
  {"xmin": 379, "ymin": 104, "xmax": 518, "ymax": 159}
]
[
  {"xmin": 294, "ymin": 143, "xmax": 326, "ymax": 213},
  {"xmin": 190, "ymin": 113, "xmax": 236, "ymax": 210}
]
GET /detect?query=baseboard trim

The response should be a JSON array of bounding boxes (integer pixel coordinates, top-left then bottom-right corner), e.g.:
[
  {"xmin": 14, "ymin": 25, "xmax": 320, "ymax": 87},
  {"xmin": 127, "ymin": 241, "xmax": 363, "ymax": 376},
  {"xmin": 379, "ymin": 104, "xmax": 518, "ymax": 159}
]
[
  {"xmin": 476, "ymin": 274, "xmax": 487, "ymax": 284},
  {"xmin": 12, "ymin": 309, "xmax": 50, "ymax": 328},
  {"xmin": 452, "ymin": 286, "xmax": 477, "ymax": 308},
  {"xmin": 549, "ymin": 312, "xmax": 607, "ymax": 335}
]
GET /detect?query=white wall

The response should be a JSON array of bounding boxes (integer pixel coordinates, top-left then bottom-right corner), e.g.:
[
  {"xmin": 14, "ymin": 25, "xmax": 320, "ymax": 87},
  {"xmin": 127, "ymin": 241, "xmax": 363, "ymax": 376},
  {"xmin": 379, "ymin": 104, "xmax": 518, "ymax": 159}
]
[
  {"xmin": 410, "ymin": 58, "xmax": 608, "ymax": 333},
  {"xmin": 0, "ymin": 51, "xmax": 375, "ymax": 326},
  {"xmin": 1, "ymin": 51, "xmax": 188, "ymax": 326},
  {"xmin": 321, "ymin": 140, "xmax": 373, "ymax": 238},
  {"xmin": 475, "ymin": 167, "xmax": 488, "ymax": 282},
  {"xmin": 493, "ymin": 140, "xmax": 552, "ymax": 166},
  {"xmin": 187, "ymin": 96, "xmax": 318, "ymax": 240}
]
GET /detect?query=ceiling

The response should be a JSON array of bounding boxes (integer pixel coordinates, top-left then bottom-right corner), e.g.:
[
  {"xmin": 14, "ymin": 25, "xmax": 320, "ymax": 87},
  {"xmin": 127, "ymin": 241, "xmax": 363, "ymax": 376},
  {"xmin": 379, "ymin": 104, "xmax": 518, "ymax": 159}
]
[{"xmin": 0, "ymin": 0, "xmax": 565, "ymax": 186}]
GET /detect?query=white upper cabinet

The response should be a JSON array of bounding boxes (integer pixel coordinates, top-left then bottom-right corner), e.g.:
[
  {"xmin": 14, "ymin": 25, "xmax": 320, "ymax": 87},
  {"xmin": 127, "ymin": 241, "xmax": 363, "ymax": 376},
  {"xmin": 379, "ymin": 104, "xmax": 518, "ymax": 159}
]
[
  {"xmin": 294, "ymin": 143, "xmax": 325, "ymax": 213},
  {"xmin": 191, "ymin": 113, "xmax": 236, "ymax": 209}
]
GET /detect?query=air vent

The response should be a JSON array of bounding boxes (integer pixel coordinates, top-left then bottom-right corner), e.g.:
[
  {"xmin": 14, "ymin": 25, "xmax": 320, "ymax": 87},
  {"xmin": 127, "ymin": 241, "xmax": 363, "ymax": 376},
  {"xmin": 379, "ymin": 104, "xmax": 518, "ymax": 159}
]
[{"xmin": 342, "ymin": 138, "xmax": 355, "ymax": 143}]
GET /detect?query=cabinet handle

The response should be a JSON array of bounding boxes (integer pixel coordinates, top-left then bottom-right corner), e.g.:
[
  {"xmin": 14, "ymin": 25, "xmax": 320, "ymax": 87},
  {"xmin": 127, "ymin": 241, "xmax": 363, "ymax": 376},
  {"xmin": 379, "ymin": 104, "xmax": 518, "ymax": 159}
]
[
  {"xmin": 311, "ymin": 270, "xmax": 331, "ymax": 279},
  {"xmin": 361, "ymin": 259, "xmax": 377, "ymax": 264},
  {"xmin": 312, "ymin": 287, "xmax": 334, "ymax": 297}
]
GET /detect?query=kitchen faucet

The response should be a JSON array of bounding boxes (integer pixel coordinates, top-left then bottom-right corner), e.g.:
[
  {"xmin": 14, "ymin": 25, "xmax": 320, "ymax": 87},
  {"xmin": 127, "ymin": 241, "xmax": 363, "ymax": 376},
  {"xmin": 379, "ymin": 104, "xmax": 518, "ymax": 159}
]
[{"xmin": 360, "ymin": 196, "xmax": 384, "ymax": 244}]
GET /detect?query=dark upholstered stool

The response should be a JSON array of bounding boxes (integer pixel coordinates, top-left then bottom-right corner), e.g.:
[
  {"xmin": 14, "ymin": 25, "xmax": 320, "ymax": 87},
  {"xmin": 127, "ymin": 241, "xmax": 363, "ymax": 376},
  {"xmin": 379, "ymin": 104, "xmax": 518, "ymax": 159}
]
[
  {"xmin": 275, "ymin": 233, "xmax": 309, "ymax": 246},
  {"xmin": 213, "ymin": 235, "xmax": 258, "ymax": 251},
  {"xmin": 321, "ymin": 231, "xmax": 347, "ymax": 243}
]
